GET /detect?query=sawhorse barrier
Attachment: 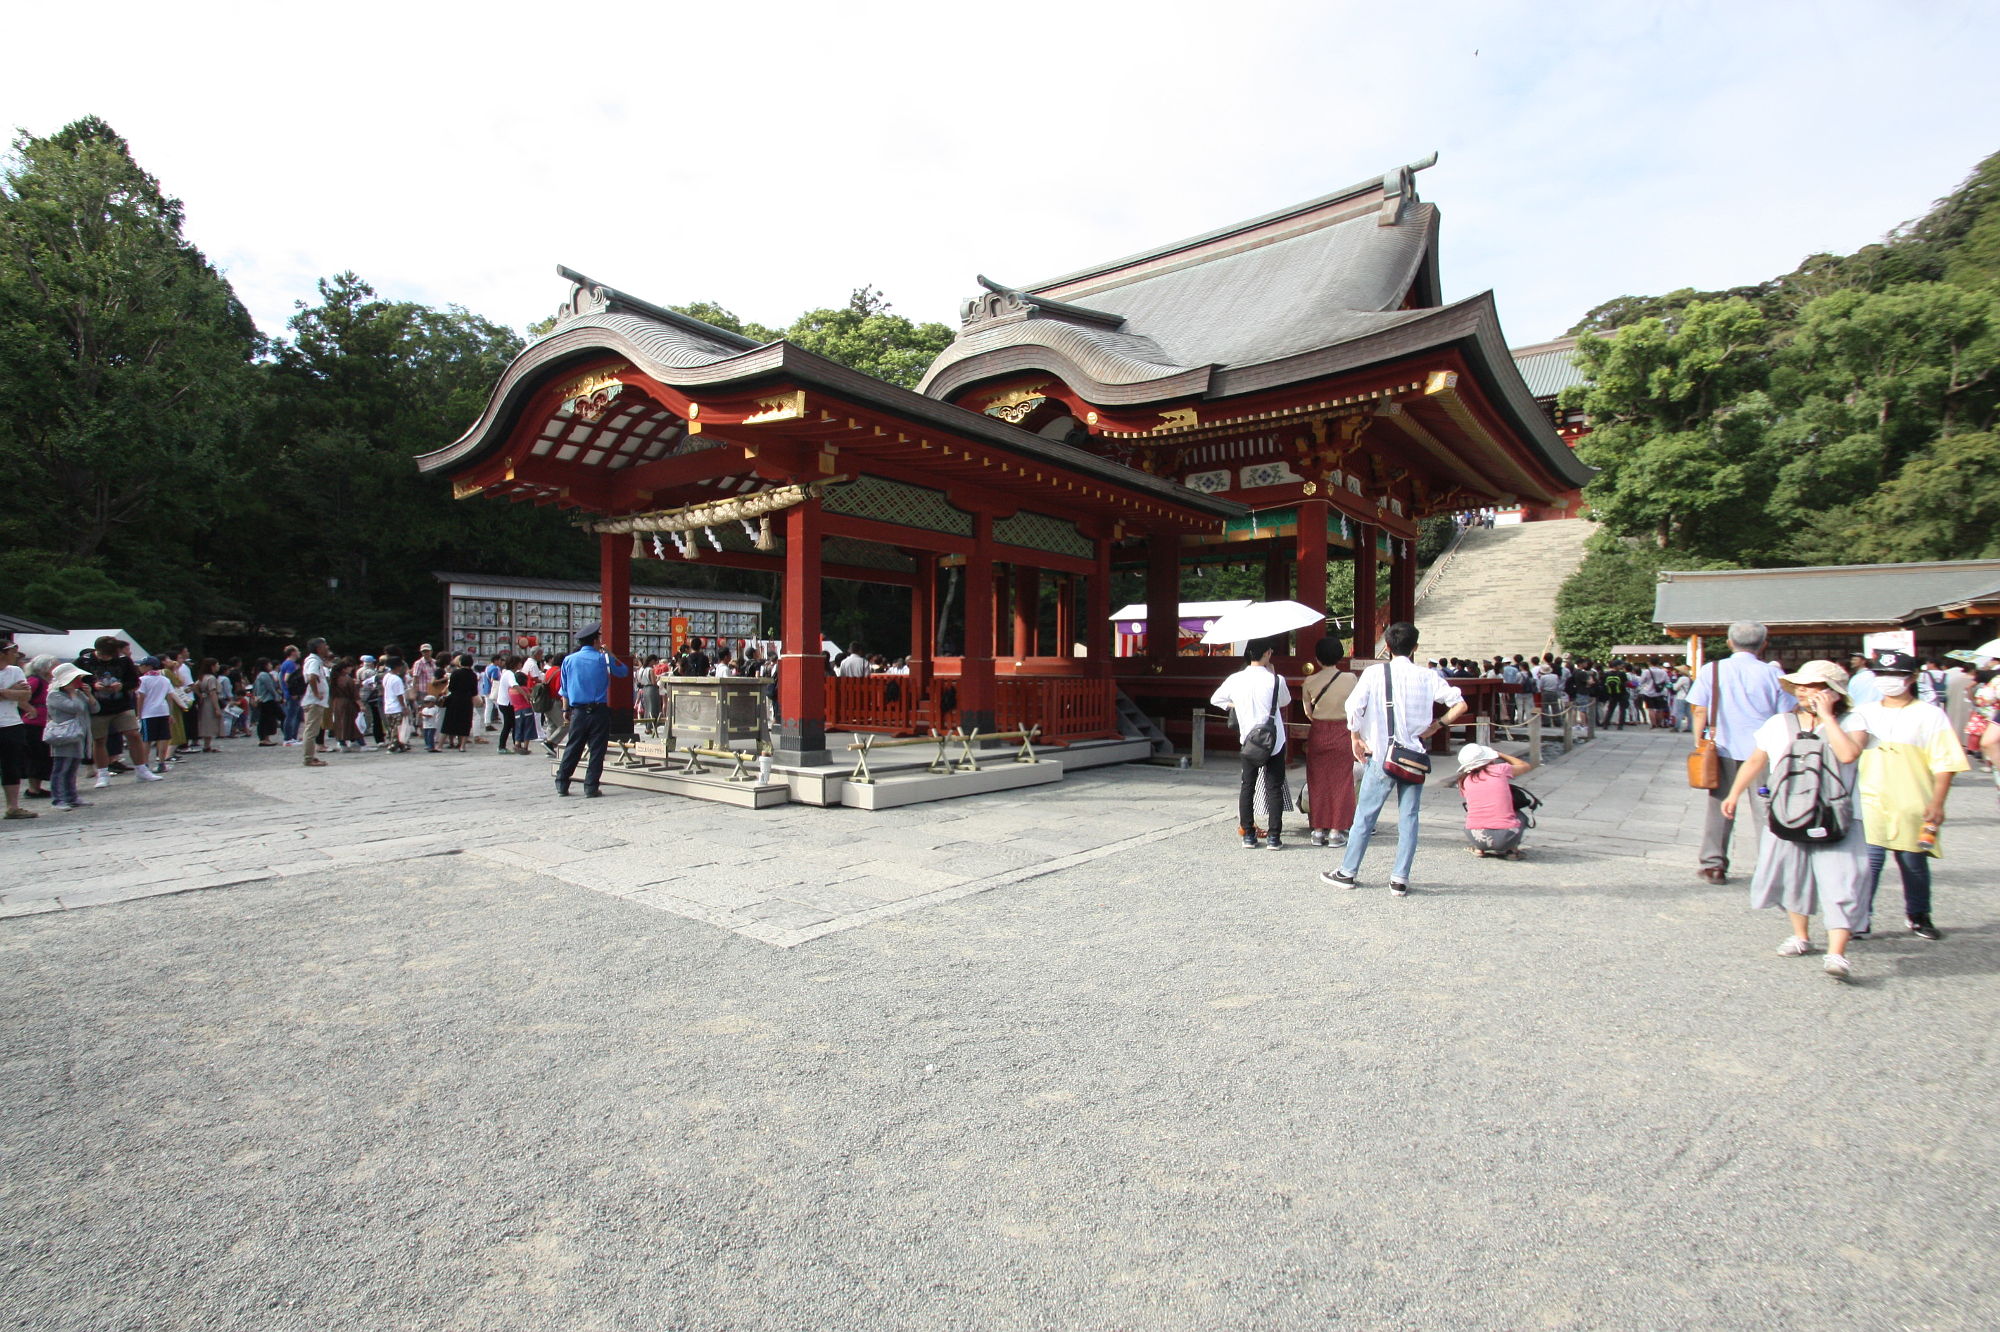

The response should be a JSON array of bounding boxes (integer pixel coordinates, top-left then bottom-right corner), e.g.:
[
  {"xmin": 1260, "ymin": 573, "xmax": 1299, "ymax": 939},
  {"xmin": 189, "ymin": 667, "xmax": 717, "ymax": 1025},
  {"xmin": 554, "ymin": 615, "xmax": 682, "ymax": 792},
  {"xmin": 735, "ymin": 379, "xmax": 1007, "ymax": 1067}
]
[
  {"xmin": 678, "ymin": 745, "xmax": 765, "ymax": 783},
  {"xmin": 847, "ymin": 725, "xmax": 1043, "ymax": 785}
]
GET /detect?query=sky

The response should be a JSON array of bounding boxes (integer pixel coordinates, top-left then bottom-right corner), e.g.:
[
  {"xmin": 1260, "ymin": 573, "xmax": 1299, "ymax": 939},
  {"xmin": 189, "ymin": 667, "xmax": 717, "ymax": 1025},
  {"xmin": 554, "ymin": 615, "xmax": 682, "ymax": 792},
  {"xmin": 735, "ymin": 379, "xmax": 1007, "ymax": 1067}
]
[{"xmin": 9, "ymin": 0, "xmax": 1999, "ymax": 348}]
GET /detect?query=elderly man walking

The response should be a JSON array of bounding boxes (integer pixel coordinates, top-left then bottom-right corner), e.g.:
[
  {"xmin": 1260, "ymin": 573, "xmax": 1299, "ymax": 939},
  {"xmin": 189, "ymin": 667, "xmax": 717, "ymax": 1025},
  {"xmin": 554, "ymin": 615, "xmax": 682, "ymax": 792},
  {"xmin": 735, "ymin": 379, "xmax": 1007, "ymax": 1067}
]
[
  {"xmin": 1319, "ymin": 621, "xmax": 1467, "ymax": 896},
  {"xmin": 299, "ymin": 638, "xmax": 332, "ymax": 767},
  {"xmin": 1686, "ymin": 620, "xmax": 1787, "ymax": 883}
]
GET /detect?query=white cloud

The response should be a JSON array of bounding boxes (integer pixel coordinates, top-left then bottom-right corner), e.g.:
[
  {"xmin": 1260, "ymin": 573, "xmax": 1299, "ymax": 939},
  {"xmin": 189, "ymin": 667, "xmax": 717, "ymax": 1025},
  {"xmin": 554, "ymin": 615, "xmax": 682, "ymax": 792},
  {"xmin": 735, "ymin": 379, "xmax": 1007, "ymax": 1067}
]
[{"xmin": 8, "ymin": 0, "xmax": 1997, "ymax": 347}]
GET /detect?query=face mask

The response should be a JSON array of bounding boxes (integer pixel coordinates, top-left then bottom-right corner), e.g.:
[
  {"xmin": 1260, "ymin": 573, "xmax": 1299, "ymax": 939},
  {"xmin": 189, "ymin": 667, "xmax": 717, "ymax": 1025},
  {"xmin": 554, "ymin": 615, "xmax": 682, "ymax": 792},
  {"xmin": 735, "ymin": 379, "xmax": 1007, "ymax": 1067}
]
[{"xmin": 1878, "ymin": 676, "xmax": 1910, "ymax": 697}]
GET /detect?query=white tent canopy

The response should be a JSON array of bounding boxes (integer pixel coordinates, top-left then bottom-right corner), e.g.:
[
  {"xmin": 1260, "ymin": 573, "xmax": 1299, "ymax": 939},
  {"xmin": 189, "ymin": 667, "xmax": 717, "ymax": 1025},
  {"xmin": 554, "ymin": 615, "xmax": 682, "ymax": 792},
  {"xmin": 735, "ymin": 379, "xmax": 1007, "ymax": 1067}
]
[{"xmin": 12, "ymin": 628, "xmax": 152, "ymax": 663}]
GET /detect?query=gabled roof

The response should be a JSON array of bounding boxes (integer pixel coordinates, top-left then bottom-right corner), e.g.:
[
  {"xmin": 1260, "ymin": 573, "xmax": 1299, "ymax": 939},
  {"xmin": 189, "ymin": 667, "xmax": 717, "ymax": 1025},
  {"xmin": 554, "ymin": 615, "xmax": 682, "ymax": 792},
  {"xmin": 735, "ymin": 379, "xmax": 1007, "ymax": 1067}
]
[
  {"xmin": 921, "ymin": 157, "xmax": 1442, "ymax": 400},
  {"xmin": 916, "ymin": 156, "xmax": 1594, "ymax": 496},
  {"xmin": 1510, "ymin": 337, "xmax": 1589, "ymax": 399},
  {"xmin": 1654, "ymin": 560, "xmax": 2000, "ymax": 631},
  {"xmin": 418, "ymin": 270, "xmax": 1248, "ymax": 524},
  {"xmin": 0, "ymin": 611, "xmax": 58, "ymax": 635}
]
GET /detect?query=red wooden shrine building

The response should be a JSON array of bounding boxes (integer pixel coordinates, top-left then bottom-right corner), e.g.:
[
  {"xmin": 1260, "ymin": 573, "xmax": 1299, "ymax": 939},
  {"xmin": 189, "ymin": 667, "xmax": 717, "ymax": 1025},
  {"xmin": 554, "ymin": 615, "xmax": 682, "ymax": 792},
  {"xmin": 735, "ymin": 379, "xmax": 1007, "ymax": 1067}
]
[{"xmin": 418, "ymin": 154, "xmax": 1590, "ymax": 764}]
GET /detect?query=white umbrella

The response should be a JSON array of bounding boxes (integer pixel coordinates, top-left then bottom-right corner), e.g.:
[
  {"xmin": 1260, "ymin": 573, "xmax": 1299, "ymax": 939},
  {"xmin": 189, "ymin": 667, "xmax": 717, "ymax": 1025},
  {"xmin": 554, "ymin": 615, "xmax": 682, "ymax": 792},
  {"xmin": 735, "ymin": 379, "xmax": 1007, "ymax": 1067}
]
[
  {"xmin": 1200, "ymin": 599, "xmax": 1326, "ymax": 645},
  {"xmin": 1973, "ymin": 638, "xmax": 2000, "ymax": 661}
]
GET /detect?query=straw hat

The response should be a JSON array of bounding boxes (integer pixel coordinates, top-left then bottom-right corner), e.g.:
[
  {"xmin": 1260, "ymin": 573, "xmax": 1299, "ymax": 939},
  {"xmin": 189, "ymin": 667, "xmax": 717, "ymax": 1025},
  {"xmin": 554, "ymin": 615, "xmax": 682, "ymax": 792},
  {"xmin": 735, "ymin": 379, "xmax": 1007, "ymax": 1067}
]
[{"xmin": 1778, "ymin": 659, "xmax": 1849, "ymax": 696}]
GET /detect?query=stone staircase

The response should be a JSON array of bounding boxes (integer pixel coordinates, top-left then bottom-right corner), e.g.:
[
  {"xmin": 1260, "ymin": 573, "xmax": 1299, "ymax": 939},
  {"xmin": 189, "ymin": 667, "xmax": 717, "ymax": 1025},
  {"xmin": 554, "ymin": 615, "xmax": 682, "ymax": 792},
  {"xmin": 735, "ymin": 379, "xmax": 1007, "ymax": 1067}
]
[{"xmin": 1413, "ymin": 520, "xmax": 1596, "ymax": 660}]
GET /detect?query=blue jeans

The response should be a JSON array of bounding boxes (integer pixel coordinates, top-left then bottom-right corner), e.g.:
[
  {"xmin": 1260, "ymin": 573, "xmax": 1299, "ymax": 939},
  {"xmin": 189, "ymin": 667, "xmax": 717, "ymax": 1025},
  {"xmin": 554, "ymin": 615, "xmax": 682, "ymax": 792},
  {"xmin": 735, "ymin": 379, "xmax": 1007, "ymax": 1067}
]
[
  {"xmin": 1340, "ymin": 757, "xmax": 1425, "ymax": 884},
  {"xmin": 1862, "ymin": 844, "xmax": 1932, "ymax": 922},
  {"xmin": 282, "ymin": 698, "xmax": 301, "ymax": 741}
]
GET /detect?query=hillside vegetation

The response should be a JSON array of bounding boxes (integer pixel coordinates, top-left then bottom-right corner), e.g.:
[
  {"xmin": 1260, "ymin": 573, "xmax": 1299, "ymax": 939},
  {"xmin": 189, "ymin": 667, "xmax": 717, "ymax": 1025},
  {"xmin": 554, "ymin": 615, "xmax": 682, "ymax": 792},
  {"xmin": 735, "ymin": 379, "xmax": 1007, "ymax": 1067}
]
[{"xmin": 1555, "ymin": 150, "xmax": 2000, "ymax": 656}]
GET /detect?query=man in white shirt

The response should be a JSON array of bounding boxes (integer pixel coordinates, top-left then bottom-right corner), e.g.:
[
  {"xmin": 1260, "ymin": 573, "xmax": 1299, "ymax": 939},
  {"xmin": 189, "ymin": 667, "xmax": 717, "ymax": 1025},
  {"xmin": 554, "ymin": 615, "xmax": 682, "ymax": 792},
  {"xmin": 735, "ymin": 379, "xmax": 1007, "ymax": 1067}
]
[
  {"xmin": 1210, "ymin": 637, "xmax": 1294, "ymax": 849},
  {"xmin": 836, "ymin": 643, "xmax": 871, "ymax": 678},
  {"xmin": 1320, "ymin": 621, "xmax": 1466, "ymax": 895},
  {"xmin": 300, "ymin": 638, "xmax": 332, "ymax": 767}
]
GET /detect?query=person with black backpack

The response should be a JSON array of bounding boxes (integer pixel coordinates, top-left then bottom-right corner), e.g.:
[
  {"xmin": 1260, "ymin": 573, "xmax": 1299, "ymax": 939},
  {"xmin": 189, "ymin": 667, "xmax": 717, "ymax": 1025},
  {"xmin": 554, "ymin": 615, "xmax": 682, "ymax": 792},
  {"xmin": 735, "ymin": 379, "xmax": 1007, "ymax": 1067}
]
[{"xmin": 1720, "ymin": 660, "xmax": 1870, "ymax": 982}]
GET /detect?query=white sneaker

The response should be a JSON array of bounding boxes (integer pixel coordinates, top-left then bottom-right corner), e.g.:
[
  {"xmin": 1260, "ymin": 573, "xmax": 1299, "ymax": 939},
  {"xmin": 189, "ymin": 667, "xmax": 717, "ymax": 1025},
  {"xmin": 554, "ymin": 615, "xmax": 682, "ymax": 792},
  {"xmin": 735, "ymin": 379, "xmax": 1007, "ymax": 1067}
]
[
  {"xmin": 135, "ymin": 766, "xmax": 163, "ymax": 782},
  {"xmin": 1823, "ymin": 953, "xmax": 1852, "ymax": 982},
  {"xmin": 93, "ymin": 771, "xmax": 110, "ymax": 789},
  {"xmin": 1775, "ymin": 936, "xmax": 1815, "ymax": 957}
]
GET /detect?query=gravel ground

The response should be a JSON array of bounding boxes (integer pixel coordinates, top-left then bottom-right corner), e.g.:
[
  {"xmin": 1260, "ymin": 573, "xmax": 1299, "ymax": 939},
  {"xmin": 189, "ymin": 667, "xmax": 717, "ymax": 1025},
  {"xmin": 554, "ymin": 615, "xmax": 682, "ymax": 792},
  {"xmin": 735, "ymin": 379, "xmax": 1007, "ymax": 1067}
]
[{"xmin": 4, "ymin": 748, "xmax": 1997, "ymax": 1330}]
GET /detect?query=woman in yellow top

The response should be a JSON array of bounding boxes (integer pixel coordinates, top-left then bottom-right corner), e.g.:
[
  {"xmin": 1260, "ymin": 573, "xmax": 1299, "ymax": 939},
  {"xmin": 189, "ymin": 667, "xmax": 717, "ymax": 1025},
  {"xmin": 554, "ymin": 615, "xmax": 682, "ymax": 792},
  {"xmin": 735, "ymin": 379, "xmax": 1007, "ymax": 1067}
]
[{"xmin": 1852, "ymin": 650, "xmax": 1968, "ymax": 941}]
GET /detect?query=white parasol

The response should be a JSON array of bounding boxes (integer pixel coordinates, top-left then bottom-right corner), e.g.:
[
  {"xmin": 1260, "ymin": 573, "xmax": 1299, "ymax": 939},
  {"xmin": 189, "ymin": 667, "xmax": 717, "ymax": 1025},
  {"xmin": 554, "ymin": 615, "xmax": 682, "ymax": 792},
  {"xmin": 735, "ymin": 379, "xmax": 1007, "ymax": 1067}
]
[
  {"xmin": 1973, "ymin": 638, "xmax": 2000, "ymax": 661},
  {"xmin": 1200, "ymin": 599, "xmax": 1326, "ymax": 645}
]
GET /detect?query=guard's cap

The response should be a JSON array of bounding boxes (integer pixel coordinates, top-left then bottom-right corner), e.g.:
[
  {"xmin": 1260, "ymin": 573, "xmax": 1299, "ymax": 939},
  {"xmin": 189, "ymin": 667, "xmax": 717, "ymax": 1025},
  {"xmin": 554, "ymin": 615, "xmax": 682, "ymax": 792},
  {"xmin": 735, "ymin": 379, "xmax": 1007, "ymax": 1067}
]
[{"xmin": 575, "ymin": 623, "xmax": 601, "ymax": 644}]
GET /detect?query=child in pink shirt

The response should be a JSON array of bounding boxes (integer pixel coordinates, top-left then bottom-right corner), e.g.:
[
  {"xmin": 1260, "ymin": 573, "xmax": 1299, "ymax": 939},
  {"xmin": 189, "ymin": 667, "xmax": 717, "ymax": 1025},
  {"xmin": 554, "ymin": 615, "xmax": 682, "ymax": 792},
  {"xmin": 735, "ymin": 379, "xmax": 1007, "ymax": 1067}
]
[{"xmin": 1453, "ymin": 742, "xmax": 1535, "ymax": 858}]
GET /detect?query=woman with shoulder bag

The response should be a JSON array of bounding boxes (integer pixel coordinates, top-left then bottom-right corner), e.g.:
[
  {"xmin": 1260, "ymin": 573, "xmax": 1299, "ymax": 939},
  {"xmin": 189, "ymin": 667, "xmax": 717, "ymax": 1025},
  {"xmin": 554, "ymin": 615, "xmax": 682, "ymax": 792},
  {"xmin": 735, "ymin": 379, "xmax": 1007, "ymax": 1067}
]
[{"xmin": 1300, "ymin": 635, "xmax": 1359, "ymax": 848}]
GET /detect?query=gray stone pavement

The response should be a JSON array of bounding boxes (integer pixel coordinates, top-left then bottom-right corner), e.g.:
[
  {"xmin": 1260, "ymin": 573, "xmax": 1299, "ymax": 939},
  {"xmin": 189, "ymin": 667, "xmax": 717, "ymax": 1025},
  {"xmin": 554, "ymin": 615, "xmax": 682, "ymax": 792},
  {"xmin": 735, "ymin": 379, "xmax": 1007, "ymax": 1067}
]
[{"xmin": 3, "ymin": 729, "xmax": 1998, "ymax": 1329}]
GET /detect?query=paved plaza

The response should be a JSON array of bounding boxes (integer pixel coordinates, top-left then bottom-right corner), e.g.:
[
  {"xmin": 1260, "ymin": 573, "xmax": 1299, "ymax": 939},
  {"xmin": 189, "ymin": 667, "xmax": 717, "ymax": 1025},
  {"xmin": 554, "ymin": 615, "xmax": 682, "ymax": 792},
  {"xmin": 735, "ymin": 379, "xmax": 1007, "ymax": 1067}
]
[{"xmin": 4, "ymin": 731, "xmax": 1998, "ymax": 1329}]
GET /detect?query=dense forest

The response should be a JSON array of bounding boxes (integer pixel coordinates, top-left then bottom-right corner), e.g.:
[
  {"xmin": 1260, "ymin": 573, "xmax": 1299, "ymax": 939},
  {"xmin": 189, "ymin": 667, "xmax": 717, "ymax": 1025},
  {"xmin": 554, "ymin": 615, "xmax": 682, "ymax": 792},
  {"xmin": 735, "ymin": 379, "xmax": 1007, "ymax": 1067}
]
[
  {"xmin": 0, "ymin": 118, "xmax": 953, "ymax": 653},
  {"xmin": 1552, "ymin": 150, "xmax": 2000, "ymax": 657}
]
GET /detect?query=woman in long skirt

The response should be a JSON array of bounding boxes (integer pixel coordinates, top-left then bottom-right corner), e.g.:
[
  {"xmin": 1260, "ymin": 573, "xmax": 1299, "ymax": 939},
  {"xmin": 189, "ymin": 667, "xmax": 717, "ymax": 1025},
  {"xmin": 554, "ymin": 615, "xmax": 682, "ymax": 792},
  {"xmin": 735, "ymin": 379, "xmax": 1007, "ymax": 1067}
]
[
  {"xmin": 1721, "ymin": 660, "xmax": 1869, "ymax": 982},
  {"xmin": 193, "ymin": 658, "xmax": 224, "ymax": 752},
  {"xmin": 1301, "ymin": 635, "xmax": 1359, "ymax": 848}
]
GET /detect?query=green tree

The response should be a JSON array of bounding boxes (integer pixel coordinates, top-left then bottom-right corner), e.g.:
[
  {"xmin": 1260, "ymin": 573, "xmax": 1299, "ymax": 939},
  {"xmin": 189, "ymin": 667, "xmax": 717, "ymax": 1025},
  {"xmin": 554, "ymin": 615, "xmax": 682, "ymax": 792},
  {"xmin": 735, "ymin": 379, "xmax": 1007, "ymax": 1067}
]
[
  {"xmin": 240, "ymin": 274, "xmax": 596, "ymax": 648},
  {"xmin": 0, "ymin": 117, "xmax": 260, "ymax": 558},
  {"xmin": 1565, "ymin": 298, "xmax": 1775, "ymax": 555},
  {"xmin": 783, "ymin": 286, "xmax": 953, "ymax": 389},
  {"xmin": 1763, "ymin": 283, "xmax": 2000, "ymax": 546}
]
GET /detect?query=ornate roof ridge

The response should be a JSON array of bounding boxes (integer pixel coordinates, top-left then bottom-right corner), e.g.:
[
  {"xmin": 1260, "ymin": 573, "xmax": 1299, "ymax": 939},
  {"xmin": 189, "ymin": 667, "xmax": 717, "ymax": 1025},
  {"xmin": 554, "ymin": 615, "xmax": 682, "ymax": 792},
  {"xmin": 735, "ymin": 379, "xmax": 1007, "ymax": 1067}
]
[
  {"xmin": 1020, "ymin": 153, "xmax": 1437, "ymax": 296},
  {"xmin": 551, "ymin": 265, "xmax": 765, "ymax": 352}
]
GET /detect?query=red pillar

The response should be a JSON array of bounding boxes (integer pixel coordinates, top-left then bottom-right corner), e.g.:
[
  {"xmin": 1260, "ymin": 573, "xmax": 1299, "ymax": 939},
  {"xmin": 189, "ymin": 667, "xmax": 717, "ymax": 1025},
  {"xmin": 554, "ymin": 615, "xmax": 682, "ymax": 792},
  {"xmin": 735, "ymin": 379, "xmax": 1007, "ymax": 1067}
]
[
  {"xmin": 1145, "ymin": 533, "xmax": 1180, "ymax": 662},
  {"xmin": 1352, "ymin": 522, "xmax": 1378, "ymax": 659},
  {"xmin": 961, "ymin": 514, "xmax": 996, "ymax": 733},
  {"xmin": 1390, "ymin": 535, "xmax": 1417, "ymax": 626},
  {"xmin": 1088, "ymin": 538, "xmax": 1113, "ymax": 678},
  {"xmin": 777, "ymin": 497, "xmax": 827, "ymax": 763},
  {"xmin": 908, "ymin": 552, "xmax": 936, "ymax": 699},
  {"xmin": 1054, "ymin": 574, "xmax": 1075, "ymax": 658},
  {"xmin": 599, "ymin": 531, "xmax": 633, "ymax": 727},
  {"xmin": 1013, "ymin": 566, "xmax": 1040, "ymax": 659},
  {"xmin": 1295, "ymin": 499, "xmax": 1329, "ymax": 662},
  {"xmin": 1263, "ymin": 542, "xmax": 1289, "ymax": 602}
]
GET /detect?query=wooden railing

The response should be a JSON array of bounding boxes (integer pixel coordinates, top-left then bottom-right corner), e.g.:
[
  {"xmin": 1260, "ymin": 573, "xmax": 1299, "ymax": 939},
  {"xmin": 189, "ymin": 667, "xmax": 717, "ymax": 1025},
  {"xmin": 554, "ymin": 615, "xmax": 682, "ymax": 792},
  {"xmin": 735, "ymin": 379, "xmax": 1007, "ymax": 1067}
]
[
  {"xmin": 824, "ymin": 672, "xmax": 1117, "ymax": 744},
  {"xmin": 995, "ymin": 677, "xmax": 1117, "ymax": 743},
  {"xmin": 825, "ymin": 675, "xmax": 925, "ymax": 734}
]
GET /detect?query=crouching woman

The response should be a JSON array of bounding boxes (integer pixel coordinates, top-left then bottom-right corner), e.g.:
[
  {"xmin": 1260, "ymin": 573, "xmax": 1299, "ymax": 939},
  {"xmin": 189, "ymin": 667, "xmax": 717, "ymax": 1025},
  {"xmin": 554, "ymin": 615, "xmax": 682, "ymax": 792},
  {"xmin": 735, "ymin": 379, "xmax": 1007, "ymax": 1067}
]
[
  {"xmin": 1721, "ymin": 660, "xmax": 1870, "ymax": 982},
  {"xmin": 1453, "ymin": 742, "xmax": 1533, "ymax": 858}
]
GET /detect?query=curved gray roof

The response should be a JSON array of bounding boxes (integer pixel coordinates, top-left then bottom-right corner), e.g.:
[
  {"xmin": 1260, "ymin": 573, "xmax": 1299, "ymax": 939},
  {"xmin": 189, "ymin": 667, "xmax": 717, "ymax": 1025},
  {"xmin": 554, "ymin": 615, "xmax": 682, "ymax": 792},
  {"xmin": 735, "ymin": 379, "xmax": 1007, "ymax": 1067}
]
[{"xmin": 920, "ymin": 201, "xmax": 1439, "ymax": 397}]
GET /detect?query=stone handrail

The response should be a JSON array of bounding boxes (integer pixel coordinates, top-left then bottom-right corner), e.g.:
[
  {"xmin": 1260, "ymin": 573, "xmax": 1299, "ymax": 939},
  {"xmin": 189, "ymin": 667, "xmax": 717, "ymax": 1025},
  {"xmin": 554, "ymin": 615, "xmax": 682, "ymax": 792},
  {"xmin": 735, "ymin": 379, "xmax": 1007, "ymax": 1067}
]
[{"xmin": 1412, "ymin": 522, "xmax": 1475, "ymax": 608}]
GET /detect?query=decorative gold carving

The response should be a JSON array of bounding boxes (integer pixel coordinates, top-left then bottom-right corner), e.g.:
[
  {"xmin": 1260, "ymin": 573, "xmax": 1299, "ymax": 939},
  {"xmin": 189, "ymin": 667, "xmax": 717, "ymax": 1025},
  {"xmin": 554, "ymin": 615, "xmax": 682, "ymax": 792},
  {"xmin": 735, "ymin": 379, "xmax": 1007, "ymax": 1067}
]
[
  {"xmin": 743, "ymin": 390, "xmax": 807, "ymax": 424},
  {"xmin": 982, "ymin": 383, "xmax": 1051, "ymax": 423},
  {"xmin": 1302, "ymin": 481, "xmax": 1318, "ymax": 496},
  {"xmin": 1424, "ymin": 370, "xmax": 1459, "ymax": 395},
  {"xmin": 687, "ymin": 402, "xmax": 701, "ymax": 419},
  {"xmin": 1157, "ymin": 407, "xmax": 1200, "ymax": 431},
  {"xmin": 452, "ymin": 481, "xmax": 486, "ymax": 500},
  {"xmin": 1085, "ymin": 411, "xmax": 1100, "ymax": 426},
  {"xmin": 986, "ymin": 397, "xmax": 1047, "ymax": 425},
  {"xmin": 554, "ymin": 367, "xmax": 628, "ymax": 403}
]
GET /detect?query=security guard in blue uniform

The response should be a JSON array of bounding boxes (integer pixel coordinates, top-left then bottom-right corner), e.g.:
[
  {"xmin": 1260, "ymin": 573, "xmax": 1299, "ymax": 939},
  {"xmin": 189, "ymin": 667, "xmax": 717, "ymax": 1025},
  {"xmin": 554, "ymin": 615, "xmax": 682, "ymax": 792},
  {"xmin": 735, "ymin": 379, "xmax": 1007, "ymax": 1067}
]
[{"xmin": 555, "ymin": 622, "xmax": 630, "ymax": 797}]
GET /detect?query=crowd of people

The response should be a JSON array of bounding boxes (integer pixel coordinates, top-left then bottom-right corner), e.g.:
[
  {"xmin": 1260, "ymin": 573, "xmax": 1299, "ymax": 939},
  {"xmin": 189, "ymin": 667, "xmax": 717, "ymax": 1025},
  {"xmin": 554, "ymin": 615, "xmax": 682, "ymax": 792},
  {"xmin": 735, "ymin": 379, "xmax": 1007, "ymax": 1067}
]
[
  {"xmin": 7, "ymin": 617, "xmax": 1997, "ymax": 987},
  {"xmin": 1210, "ymin": 619, "xmax": 2000, "ymax": 982}
]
